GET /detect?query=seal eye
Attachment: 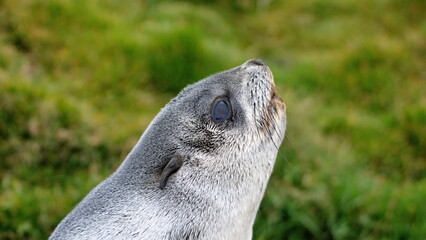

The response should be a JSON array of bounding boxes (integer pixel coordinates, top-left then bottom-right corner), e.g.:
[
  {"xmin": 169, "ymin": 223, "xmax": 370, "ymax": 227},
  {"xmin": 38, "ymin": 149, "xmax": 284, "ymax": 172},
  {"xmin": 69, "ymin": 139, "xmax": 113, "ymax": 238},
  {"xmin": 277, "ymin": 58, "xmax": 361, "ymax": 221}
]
[{"xmin": 211, "ymin": 98, "xmax": 232, "ymax": 122}]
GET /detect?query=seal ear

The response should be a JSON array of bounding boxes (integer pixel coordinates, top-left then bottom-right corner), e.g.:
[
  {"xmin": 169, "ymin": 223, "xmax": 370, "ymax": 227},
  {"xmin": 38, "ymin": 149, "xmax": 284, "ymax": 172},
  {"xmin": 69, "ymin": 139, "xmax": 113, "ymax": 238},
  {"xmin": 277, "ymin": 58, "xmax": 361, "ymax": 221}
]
[{"xmin": 159, "ymin": 155, "xmax": 184, "ymax": 190}]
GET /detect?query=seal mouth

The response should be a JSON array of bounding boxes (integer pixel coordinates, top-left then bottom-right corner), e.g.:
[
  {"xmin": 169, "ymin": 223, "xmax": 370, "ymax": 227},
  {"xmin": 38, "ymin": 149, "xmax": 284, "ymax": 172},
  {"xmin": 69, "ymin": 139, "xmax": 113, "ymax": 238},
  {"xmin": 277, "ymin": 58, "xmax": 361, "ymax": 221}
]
[{"xmin": 270, "ymin": 85, "xmax": 285, "ymax": 110}]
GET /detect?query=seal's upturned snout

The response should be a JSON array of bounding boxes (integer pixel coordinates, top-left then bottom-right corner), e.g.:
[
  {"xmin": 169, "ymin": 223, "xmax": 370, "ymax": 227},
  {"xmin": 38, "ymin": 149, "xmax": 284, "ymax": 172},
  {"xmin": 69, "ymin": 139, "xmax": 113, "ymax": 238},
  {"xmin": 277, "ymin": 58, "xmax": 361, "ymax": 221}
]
[
  {"xmin": 241, "ymin": 58, "xmax": 285, "ymax": 134},
  {"xmin": 242, "ymin": 58, "xmax": 275, "ymax": 98}
]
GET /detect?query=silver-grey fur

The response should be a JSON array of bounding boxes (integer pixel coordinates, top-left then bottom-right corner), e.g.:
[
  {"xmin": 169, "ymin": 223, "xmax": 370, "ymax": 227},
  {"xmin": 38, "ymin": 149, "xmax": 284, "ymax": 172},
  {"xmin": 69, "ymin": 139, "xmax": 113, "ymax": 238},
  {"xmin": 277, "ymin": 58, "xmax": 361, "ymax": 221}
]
[{"xmin": 50, "ymin": 59, "xmax": 286, "ymax": 240}]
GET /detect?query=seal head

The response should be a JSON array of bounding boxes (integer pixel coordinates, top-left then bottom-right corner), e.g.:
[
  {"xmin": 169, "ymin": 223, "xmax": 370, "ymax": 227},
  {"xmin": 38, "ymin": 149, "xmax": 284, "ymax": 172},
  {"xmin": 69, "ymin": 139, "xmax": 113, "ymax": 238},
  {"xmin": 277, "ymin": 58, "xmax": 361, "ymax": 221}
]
[{"xmin": 50, "ymin": 59, "xmax": 286, "ymax": 240}]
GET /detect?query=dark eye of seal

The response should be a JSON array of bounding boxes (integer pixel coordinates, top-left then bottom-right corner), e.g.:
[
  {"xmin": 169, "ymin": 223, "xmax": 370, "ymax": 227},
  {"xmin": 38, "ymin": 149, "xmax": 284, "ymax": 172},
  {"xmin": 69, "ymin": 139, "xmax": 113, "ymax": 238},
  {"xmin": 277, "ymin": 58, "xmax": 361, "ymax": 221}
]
[{"xmin": 211, "ymin": 98, "xmax": 232, "ymax": 122}]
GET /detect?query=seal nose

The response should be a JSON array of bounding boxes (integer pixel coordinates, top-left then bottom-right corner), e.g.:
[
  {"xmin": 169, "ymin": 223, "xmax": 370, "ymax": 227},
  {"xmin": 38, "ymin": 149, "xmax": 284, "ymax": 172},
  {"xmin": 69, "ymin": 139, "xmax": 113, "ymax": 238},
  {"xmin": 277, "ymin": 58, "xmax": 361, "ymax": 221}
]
[{"xmin": 246, "ymin": 58, "xmax": 266, "ymax": 66}]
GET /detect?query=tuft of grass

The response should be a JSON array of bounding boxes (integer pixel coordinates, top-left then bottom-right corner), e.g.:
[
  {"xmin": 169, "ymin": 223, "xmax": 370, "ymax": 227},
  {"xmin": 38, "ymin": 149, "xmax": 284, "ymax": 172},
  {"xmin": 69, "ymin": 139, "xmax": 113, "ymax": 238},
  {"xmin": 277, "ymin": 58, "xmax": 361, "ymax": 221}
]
[{"xmin": 0, "ymin": 79, "xmax": 91, "ymax": 171}]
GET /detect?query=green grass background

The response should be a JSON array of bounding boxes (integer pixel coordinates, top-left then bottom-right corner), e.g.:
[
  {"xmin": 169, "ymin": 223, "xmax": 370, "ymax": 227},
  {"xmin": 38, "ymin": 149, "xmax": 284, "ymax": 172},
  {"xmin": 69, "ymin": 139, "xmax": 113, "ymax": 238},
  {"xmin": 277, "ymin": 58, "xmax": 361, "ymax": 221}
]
[{"xmin": 1, "ymin": 0, "xmax": 425, "ymax": 239}]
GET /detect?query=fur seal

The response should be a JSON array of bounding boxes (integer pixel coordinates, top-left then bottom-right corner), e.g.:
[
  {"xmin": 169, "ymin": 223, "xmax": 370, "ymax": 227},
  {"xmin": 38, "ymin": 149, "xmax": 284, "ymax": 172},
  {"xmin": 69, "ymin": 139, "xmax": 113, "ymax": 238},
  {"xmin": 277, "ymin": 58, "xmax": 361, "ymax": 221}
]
[{"xmin": 50, "ymin": 59, "xmax": 286, "ymax": 240}]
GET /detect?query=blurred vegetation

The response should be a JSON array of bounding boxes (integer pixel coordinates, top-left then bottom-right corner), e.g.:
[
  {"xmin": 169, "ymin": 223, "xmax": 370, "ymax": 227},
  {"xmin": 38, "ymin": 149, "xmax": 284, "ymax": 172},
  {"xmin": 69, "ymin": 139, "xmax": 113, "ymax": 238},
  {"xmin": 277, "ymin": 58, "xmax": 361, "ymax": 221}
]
[{"xmin": 0, "ymin": 0, "xmax": 425, "ymax": 239}]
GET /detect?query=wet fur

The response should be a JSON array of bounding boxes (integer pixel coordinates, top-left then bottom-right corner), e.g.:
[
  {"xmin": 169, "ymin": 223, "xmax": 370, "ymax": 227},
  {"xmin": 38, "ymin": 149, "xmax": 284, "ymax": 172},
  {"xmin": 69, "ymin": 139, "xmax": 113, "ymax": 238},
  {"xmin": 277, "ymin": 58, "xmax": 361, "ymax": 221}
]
[{"xmin": 50, "ymin": 60, "xmax": 286, "ymax": 240}]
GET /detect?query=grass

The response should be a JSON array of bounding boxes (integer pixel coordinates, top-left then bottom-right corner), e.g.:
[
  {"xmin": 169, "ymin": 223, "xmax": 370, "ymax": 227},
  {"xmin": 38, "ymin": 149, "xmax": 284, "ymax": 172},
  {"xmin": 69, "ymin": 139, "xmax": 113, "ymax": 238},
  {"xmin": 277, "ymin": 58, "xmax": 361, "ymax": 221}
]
[{"xmin": 0, "ymin": 0, "xmax": 425, "ymax": 239}]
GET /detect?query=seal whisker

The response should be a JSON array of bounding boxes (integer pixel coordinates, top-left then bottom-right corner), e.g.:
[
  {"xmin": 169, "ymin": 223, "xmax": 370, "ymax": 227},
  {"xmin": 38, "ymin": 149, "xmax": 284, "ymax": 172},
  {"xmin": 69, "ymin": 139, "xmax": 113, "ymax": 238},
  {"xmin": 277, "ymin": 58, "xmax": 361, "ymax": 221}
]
[
  {"xmin": 260, "ymin": 114, "xmax": 290, "ymax": 166},
  {"xmin": 256, "ymin": 77, "xmax": 272, "ymax": 96}
]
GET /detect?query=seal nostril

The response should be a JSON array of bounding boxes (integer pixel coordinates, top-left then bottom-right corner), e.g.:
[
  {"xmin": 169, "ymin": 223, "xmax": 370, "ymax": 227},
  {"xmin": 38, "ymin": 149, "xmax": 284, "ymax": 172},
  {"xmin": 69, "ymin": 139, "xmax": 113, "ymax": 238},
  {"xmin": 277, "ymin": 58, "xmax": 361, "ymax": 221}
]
[
  {"xmin": 242, "ymin": 59, "xmax": 267, "ymax": 68},
  {"xmin": 250, "ymin": 59, "xmax": 266, "ymax": 66}
]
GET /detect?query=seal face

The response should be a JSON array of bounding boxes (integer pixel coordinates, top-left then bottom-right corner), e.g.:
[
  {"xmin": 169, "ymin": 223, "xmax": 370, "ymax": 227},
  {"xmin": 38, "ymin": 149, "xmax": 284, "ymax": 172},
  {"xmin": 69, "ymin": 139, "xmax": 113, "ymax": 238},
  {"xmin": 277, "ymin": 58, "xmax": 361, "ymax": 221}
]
[{"xmin": 50, "ymin": 59, "xmax": 286, "ymax": 240}]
